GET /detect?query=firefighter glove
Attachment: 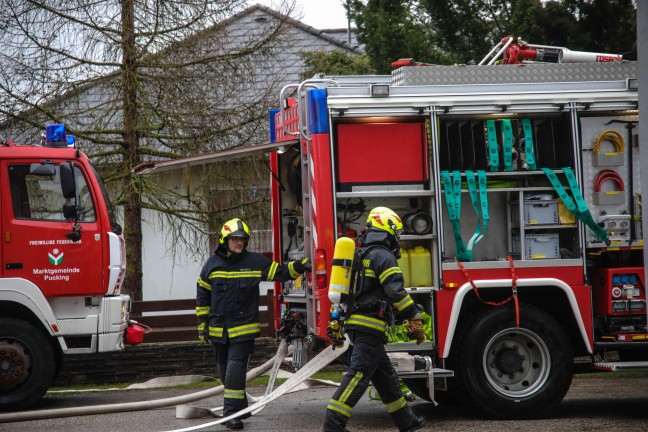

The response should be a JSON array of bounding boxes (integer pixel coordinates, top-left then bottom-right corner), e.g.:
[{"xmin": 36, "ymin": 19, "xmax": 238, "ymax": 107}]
[
  {"xmin": 198, "ymin": 322, "xmax": 209, "ymax": 344},
  {"xmin": 405, "ymin": 317, "xmax": 425, "ymax": 344},
  {"xmin": 326, "ymin": 320, "xmax": 345, "ymax": 349},
  {"xmin": 295, "ymin": 257, "xmax": 311, "ymax": 273}
]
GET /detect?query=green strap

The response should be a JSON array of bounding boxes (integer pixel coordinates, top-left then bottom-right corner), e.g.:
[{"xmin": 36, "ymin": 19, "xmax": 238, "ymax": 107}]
[
  {"xmin": 442, "ymin": 170, "xmax": 489, "ymax": 262},
  {"xmin": 478, "ymin": 170, "xmax": 490, "ymax": 239},
  {"xmin": 486, "ymin": 120, "xmax": 499, "ymax": 171},
  {"xmin": 465, "ymin": 171, "xmax": 489, "ymax": 259},
  {"xmin": 501, "ymin": 119, "xmax": 514, "ymax": 172},
  {"xmin": 521, "ymin": 119, "xmax": 537, "ymax": 170},
  {"xmin": 441, "ymin": 170, "xmax": 468, "ymax": 261},
  {"xmin": 541, "ymin": 167, "xmax": 609, "ymax": 243}
]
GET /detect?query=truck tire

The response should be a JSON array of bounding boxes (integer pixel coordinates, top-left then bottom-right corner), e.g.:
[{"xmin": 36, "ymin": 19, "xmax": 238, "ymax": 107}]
[
  {"xmin": 0, "ymin": 318, "xmax": 58, "ymax": 411},
  {"xmin": 453, "ymin": 303, "xmax": 573, "ymax": 419}
]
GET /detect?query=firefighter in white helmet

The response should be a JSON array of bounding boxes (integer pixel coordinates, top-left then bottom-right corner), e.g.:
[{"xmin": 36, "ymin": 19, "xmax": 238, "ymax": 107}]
[
  {"xmin": 196, "ymin": 218, "xmax": 310, "ymax": 430},
  {"xmin": 322, "ymin": 207, "xmax": 426, "ymax": 432}
]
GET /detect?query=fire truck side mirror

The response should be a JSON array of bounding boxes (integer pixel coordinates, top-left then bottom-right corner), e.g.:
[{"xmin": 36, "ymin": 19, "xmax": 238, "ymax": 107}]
[
  {"xmin": 63, "ymin": 202, "xmax": 77, "ymax": 220},
  {"xmin": 59, "ymin": 161, "xmax": 77, "ymax": 199}
]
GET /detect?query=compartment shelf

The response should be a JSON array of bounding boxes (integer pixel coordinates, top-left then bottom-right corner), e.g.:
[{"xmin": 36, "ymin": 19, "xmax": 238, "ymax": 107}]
[
  {"xmin": 401, "ymin": 233, "xmax": 437, "ymax": 240},
  {"xmin": 405, "ymin": 286, "xmax": 434, "ymax": 294},
  {"xmin": 337, "ymin": 190, "xmax": 434, "ymax": 199},
  {"xmin": 525, "ymin": 224, "xmax": 577, "ymax": 230}
]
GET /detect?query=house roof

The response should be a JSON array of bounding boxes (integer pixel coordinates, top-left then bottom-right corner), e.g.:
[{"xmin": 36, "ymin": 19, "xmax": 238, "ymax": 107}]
[
  {"xmin": 225, "ymin": 4, "xmax": 362, "ymax": 54},
  {"xmin": 1, "ymin": 3, "xmax": 362, "ymax": 131}
]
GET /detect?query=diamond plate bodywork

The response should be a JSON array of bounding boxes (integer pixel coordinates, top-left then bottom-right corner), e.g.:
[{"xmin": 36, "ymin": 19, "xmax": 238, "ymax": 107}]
[{"xmin": 392, "ymin": 62, "xmax": 637, "ymax": 86}]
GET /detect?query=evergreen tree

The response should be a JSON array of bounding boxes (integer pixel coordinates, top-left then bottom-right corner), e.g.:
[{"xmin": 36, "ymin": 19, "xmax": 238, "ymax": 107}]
[{"xmin": 348, "ymin": 0, "xmax": 636, "ymax": 68}]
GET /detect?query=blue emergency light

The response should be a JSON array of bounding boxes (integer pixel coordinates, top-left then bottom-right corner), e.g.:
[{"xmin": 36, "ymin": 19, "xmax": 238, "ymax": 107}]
[
  {"xmin": 45, "ymin": 124, "xmax": 67, "ymax": 147},
  {"xmin": 307, "ymin": 89, "xmax": 329, "ymax": 134},
  {"xmin": 43, "ymin": 124, "xmax": 76, "ymax": 148}
]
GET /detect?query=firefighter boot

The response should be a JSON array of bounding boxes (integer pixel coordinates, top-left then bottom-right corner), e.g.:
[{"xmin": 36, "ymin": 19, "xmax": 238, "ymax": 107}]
[
  {"xmin": 391, "ymin": 406, "xmax": 427, "ymax": 432},
  {"xmin": 225, "ymin": 418, "xmax": 243, "ymax": 430}
]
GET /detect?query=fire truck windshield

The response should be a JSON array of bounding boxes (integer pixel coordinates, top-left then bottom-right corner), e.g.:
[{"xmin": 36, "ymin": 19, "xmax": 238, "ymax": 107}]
[{"xmin": 90, "ymin": 164, "xmax": 122, "ymax": 235}]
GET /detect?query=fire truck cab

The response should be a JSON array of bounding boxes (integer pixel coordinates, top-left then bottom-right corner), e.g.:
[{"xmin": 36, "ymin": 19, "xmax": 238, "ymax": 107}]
[
  {"xmin": 0, "ymin": 125, "xmax": 132, "ymax": 411},
  {"xmin": 270, "ymin": 62, "xmax": 645, "ymax": 419}
]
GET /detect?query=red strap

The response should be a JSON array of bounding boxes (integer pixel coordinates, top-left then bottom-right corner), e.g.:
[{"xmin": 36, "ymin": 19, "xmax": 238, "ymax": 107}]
[
  {"xmin": 456, "ymin": 260, "xmax": 513, "ymax": 307},
  {"xmin": 506, "ymin": 256, "xmax": 520, "ymax": 327},
  {"xmin": 456, "ymin": 259, "xmax": 520, "ymax": 326}
]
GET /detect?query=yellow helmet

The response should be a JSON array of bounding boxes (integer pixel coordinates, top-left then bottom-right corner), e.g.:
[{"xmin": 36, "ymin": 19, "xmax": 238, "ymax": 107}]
[
  {"xmin": 219, "ymin": 218, "xmax": 251, "ymax": 245},
  {"xmin": 366, "ymin": 207, "xmax": 403, "ymax": 237}
]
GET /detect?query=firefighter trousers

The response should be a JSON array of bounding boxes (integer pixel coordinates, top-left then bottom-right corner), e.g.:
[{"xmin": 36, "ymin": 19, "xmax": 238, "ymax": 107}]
[
  {"xmin": 213, "ymin": 339, "xmax": 255, "ymax": 416},
  {"xmin": 322, "ymin": 331, "xmax": 419, "ymax": 432}
]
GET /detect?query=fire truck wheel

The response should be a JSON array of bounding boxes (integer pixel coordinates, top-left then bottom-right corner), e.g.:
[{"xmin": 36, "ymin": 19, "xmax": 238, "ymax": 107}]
[
  {"xmin": 454, "ymin": 303, "xmax": 573, "ymax": 419},
  {"xmin": 0, "ymin": 318, "xmax": 58, "ymax": 411}
]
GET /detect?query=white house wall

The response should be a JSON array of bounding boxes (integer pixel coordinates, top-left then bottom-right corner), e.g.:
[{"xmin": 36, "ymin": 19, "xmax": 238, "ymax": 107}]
[{"xmin": 142, "ymin": 207, "xmax": 209, "ymax": 300}]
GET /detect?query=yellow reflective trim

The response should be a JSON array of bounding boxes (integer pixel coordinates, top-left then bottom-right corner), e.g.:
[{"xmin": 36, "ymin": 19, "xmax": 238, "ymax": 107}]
[
  {"xmin": 196, "ymin": 306, "xmax": 210, "ymax": 316},
  {"xmin": 346, "ymin": 314, "xmax": 387, "ymax": 333},
  {"xmin": 327, "ymin": 399, "xmax": 352, "ymax": 418},
  {"xmin": 209, "ymin": 270, "xmax": 263, "ymax": 279},
  {"xmin": 364, "ymin": 269, "xmax": 376, "ymax": 278},
  {"xmin": 340, "ymin": 371, "xmax": 363, "ymax": 403},
  {"xmin": 198, "ymin": 278, "xmax": 211, "ymax": 289},
  {"xmin": 288, "ymin": 261, "xmax": 300, "ymax": 279},
  {"xmin": 385, "ymin": 396, "xmax": 407, "ymax": 413},
  {"xmin": 228, "ymin": 322, "xmax": 261, "ymax": 338},
  {"xmin": 267, "ymin": 262, "xmax": 279, "ymax": 281},
  {"xmin": 208, "ymin": 326, "xmax": 223, "ymax": 337},
  {"xmin": 198, "ymin": 322, "xmax": 205, "ymax": 331},
  {"xmin": 393, "ymin": 295, "xmax": 414, "ymax": 312},
  {"xmin": 379, "ymin": 266, "xmax": 401, "ymax": 284},
  {"xmin": 224, "ymin": 388, "xmax": 246, "ymax": 399}
]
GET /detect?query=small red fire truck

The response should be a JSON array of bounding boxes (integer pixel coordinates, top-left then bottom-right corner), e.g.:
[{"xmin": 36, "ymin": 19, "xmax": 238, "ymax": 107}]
[
  {"xmin": 136, "ymin": 61, "xmax": 645, "ymax": 419},
  {"xmin": 0, "ymin": 125, "xmax": 136, "ymax": 411}
]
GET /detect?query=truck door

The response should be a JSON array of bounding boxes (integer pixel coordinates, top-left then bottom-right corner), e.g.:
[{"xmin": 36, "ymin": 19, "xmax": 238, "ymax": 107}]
[{"xmin": 1, "ymin": 160, "xmax": 104, "ymax": 297}]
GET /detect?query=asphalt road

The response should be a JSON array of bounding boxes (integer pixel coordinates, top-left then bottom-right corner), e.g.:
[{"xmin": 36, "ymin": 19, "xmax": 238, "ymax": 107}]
[{"xmin": 1, "ymin": 375, "xmax": 647, "ymax": 432}]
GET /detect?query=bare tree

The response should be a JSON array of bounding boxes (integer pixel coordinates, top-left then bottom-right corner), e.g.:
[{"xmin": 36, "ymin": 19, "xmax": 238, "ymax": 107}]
[{"xmin": 0, "ymin": 0, "xmax": 295, "ymax": 300}]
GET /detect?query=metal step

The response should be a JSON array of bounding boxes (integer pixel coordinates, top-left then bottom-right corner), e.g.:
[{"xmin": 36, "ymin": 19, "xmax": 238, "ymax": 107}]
[
  {"xmin": 385, "ymin": 341, "xmax": 435, "ymax": 353},
  {"xmin": 592, "ymin": 361, "xmax": 648, "ymax": 371},
  {"xmin": 398, "ymin": 368, "xmax": 454, "ymax": 379}
]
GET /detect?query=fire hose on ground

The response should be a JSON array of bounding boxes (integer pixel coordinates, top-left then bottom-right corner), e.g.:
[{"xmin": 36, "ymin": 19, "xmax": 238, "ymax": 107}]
[{"xmin": 0, "ymin": 340, "xmax": 294, "ymax": 424}]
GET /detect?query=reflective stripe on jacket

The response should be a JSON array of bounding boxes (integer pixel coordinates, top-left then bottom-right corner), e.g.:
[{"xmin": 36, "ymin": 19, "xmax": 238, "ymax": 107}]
[{"xmin": 196, "ymin": 248, "xmax": 307, "ymax": 343}]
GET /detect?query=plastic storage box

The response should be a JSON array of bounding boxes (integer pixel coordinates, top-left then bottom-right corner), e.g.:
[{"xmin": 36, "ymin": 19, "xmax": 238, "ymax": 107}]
[
  {"xmin": 512, "ymin": 233, "xmax": 560, "ymax": 259},
  {"xmin": 523, "ymin": 199, "xmax": 559, "ymax": 225}
]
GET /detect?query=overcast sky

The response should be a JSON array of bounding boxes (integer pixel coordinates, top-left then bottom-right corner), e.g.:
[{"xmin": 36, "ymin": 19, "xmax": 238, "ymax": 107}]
[{"xmin": 253, "ymin": 0, "xmax": 350, "ymax": 29}]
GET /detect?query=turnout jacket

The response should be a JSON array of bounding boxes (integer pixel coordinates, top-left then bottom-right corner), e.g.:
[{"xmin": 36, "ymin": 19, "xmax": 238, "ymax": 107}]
[
  {"xmin": 345, "ymin": 231, "xmax": 420, "ymax": 342},
  {"xmin": 197, "ymin": 248, "xmax": 308, "ymax": 343}
]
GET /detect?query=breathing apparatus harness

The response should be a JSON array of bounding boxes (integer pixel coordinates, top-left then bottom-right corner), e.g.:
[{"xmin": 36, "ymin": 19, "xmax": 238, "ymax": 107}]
[{"xmin": 328, "ymin": 232, "xmax": 397, "ymax": 348}]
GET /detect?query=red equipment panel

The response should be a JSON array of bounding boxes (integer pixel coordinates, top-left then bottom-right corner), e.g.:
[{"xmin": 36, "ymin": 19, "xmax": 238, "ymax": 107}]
[
  {"xmin": 591, "ymin": 267, "xmax": 646, "ymax": 316},
  {"xmin": 334, "ymin": 122, "xmax": 428, "ymax": 190}
]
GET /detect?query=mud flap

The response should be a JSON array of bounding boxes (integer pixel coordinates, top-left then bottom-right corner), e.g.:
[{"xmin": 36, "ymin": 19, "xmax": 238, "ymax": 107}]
[{"xmin": 166, "ymin": 335, "xmax": 350, "ymax": 432}]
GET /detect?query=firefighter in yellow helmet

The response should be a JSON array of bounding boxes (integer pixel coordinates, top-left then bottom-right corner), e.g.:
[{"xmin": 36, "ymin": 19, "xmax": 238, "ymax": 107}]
[
  {"xmin": 323, "ymin": 207, "xmax": 426, "ymax": 432},
  {"xmin": 196, "ymin": 218, "xmax": 310, "ymax": 430}
]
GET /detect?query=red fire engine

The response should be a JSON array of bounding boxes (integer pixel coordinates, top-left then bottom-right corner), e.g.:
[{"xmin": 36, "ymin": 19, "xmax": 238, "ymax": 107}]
[
  {"xmin": 0, "ymin": 125, "xmax": 140, "ymax": 411},
  {"xmin": 267, "ymin": 61, "xmax": 645, "ymax": 419},
  {"xmin": 135, "ymin": 61, "xmax": 645, "ymax": 419}
]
